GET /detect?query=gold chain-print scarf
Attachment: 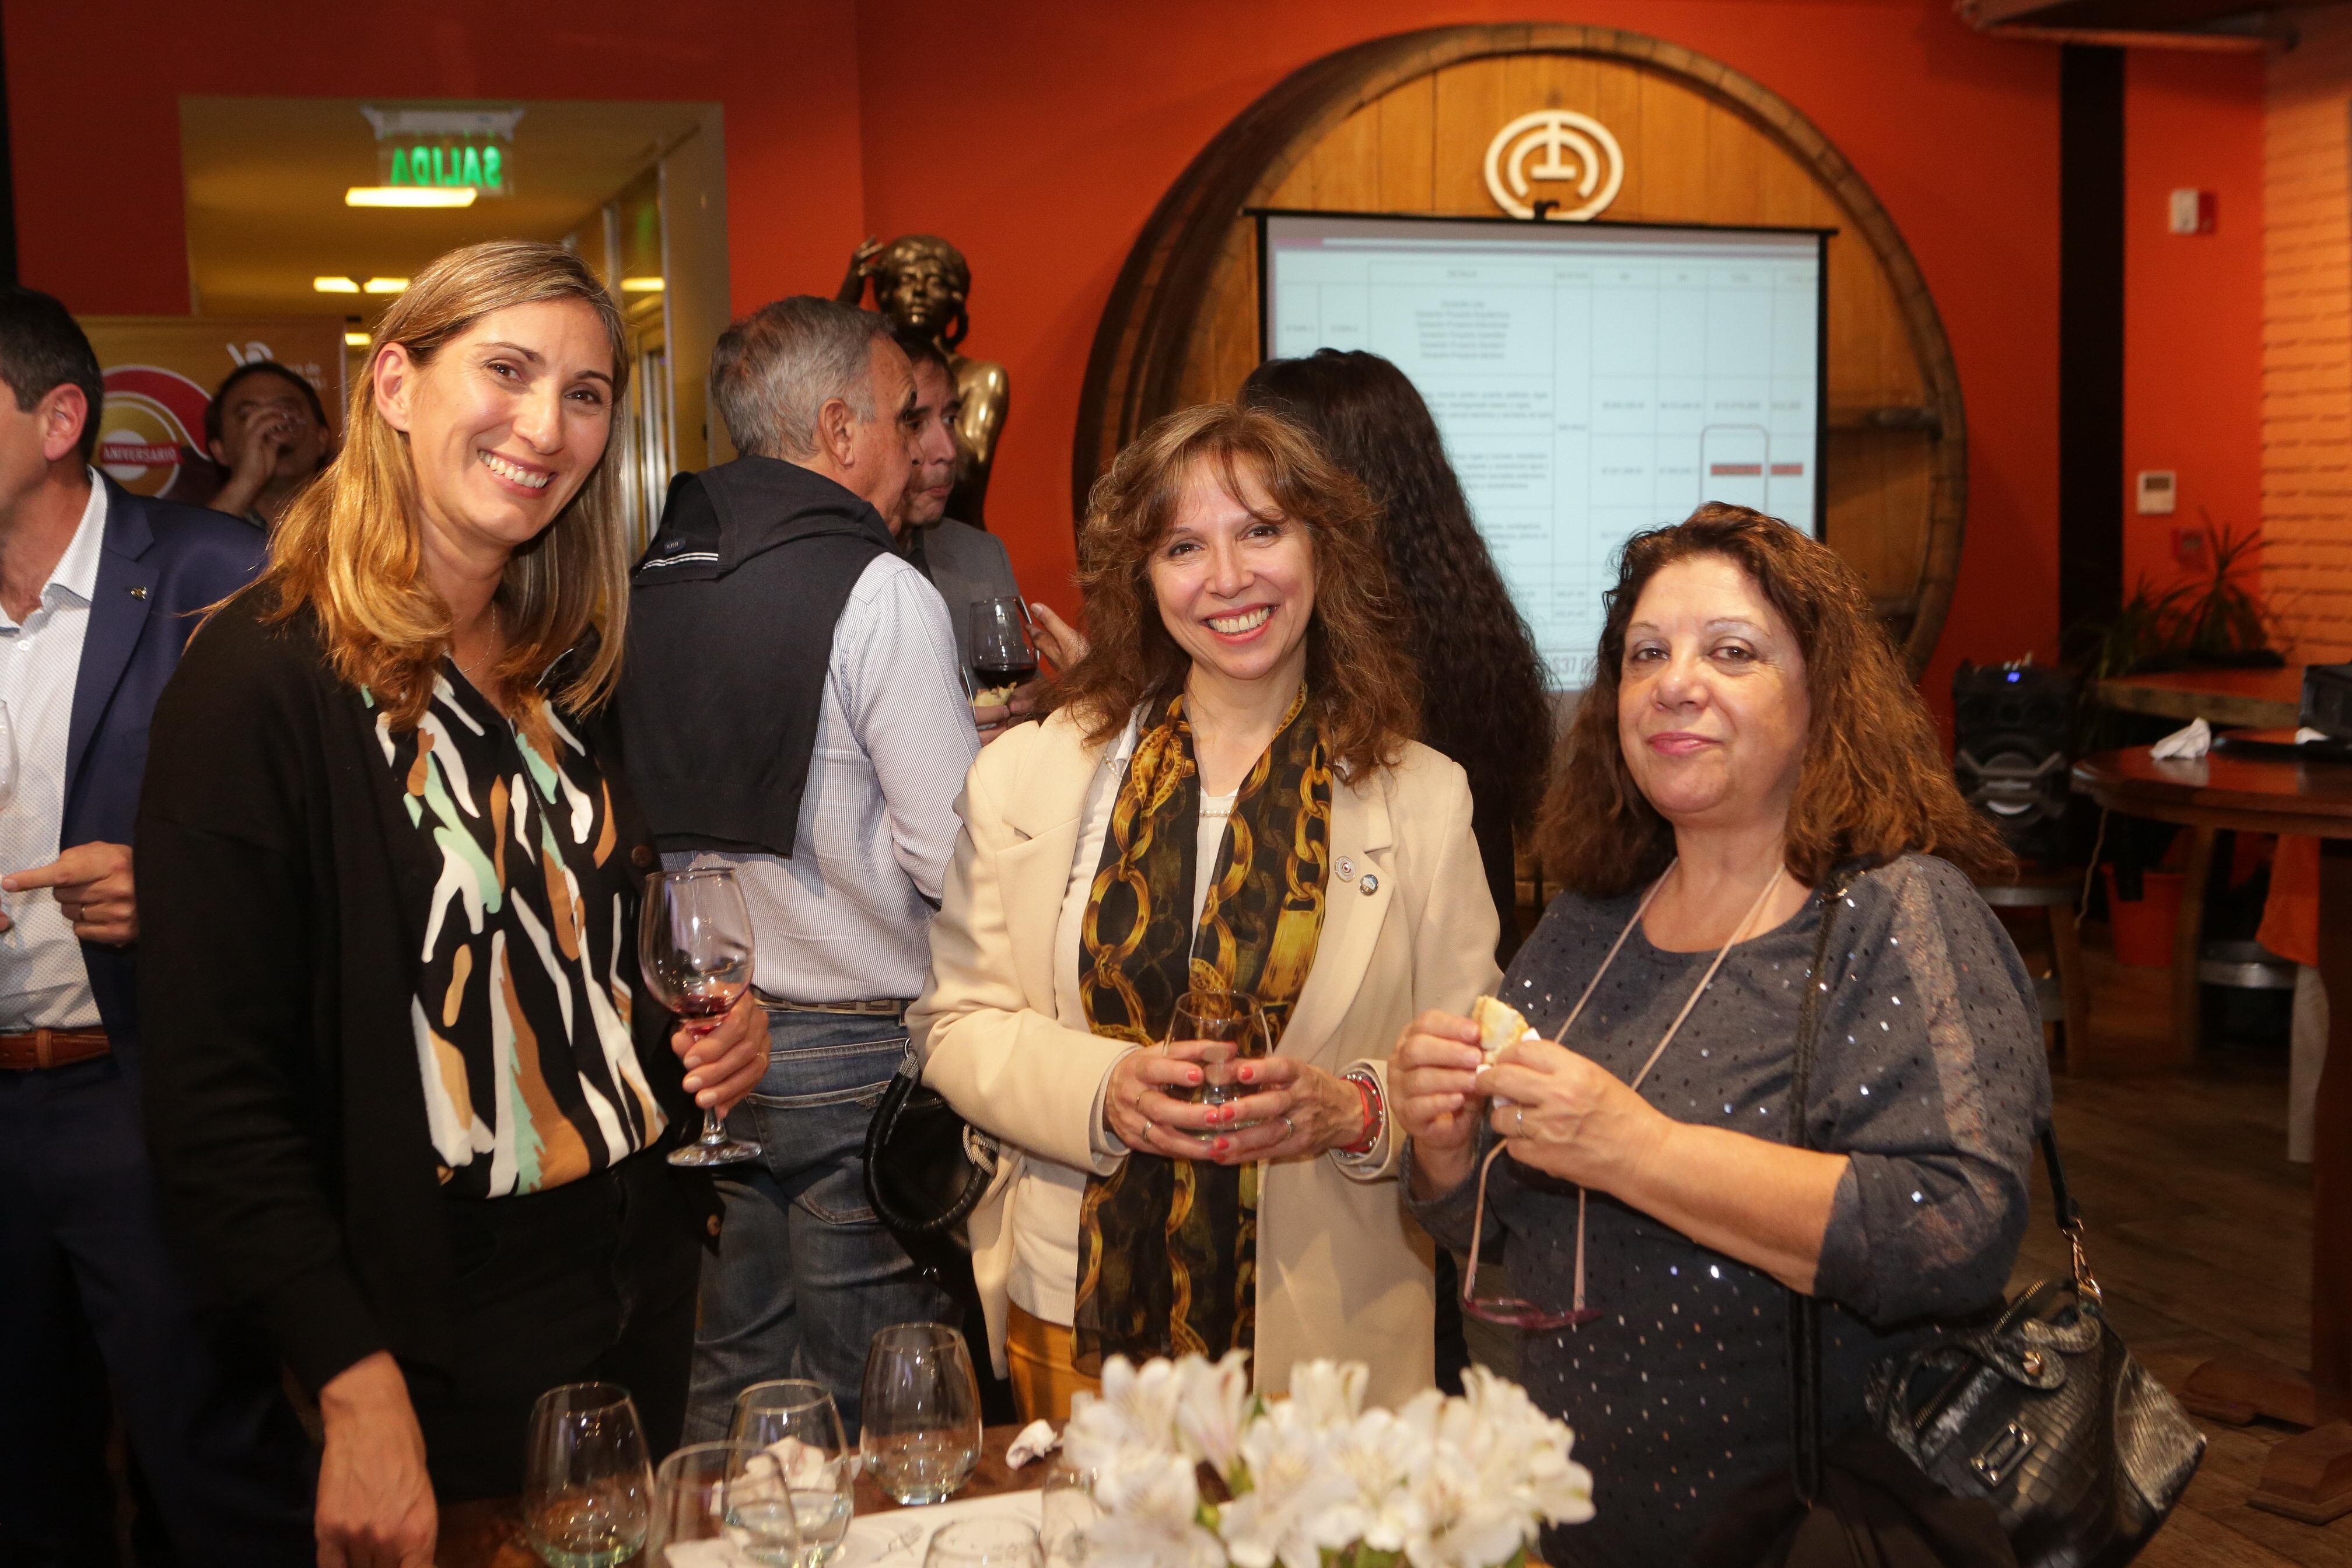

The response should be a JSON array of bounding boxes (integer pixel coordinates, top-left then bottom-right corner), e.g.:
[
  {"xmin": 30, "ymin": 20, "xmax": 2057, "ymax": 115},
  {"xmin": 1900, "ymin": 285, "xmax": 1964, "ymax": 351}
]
[{"xmin": 1072, "ymin": 684, "xmax": 1331, "ymax": 1373}]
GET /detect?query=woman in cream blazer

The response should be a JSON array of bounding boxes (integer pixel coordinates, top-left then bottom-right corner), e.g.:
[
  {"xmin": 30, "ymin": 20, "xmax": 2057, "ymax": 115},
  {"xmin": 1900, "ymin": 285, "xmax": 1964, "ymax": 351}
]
[{"xmin": 909, "ymin": 405, "xmax": 1499, "ymax": 1418}]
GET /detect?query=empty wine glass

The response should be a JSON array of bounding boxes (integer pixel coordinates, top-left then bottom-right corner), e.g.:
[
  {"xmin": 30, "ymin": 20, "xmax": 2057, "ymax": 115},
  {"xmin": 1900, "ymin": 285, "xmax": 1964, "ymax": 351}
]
[
  {"xmin": 523, "ymin": 1382, "xmax": 654, "ymax": 1568},
  {"xmin": 639, "ymin": 866, "xmax": 763, "ymax": 1167},
  {"xmin": 923, "ymin": 1519, "xmax": 1042, "ymax": 1568},
  {"xmin": 859, "ymin": 1322, "xmax": 982, "ymax": 1505},
  {"xmin": 730, "ymin": 1379, "xmax": 853, "ymax": 1566},
  {"xmin": 1040, "ymin": 1458, "xmax": 1097, "ymax": 1568},
  {"xmin": 648, "ymin": 1441, "xmax": 802, "ymax": 1567}
]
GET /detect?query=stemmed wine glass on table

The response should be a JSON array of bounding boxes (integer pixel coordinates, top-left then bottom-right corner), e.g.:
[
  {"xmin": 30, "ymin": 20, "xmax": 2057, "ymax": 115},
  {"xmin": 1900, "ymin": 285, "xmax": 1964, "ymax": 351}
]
[{"xmin": 638, "ymin": 866, "xmax": 764, "ymax": 1168}]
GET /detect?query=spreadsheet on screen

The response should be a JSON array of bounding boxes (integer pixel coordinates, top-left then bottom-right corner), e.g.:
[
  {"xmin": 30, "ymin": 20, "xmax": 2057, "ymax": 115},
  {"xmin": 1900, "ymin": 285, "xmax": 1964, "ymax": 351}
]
[{"xmin": 1261, "ymin": 212, "xmax": 1826, "ymax": 690}]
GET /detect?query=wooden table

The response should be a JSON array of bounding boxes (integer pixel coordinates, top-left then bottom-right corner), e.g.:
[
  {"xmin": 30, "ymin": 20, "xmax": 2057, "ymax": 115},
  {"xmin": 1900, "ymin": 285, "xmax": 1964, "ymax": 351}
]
[
  {"xmin": 2095, "ymin": 666, "xmax": 2303, "ymax": 730},
  {"xmin": 442, "ymin": 1423, "xmax": 1043, "ymax": 1568},
  {"xmin": 2087, "ymin": 668, "xmax": 2304, "ymax": 1063},
  {"xmin": 2074, "ymin": 748, "xmax": 2352, "ymax": 1522}
]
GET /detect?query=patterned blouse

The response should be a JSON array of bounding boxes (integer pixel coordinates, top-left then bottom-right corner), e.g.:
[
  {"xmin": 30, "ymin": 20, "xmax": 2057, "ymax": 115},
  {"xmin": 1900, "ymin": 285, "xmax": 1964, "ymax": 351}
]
[{"xmin": 369, "ymin": 668, "xmax": 666, "ymax": 1198}]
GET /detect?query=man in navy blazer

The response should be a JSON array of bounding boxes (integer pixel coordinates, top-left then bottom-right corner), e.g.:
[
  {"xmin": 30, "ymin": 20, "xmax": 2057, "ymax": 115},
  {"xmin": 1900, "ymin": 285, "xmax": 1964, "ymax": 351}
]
[{"xmin": 0, "ymin": 290, "xmax": 312, "ymax": 1564}]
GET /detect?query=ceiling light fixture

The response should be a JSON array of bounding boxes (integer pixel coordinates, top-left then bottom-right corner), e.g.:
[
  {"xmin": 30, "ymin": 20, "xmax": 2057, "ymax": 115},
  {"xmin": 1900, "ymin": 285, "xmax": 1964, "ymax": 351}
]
[
  {"xmin": 364, "ymin": 278, "xmax": 410, "ymax": 295},
  {"xmin": 313, "ymin": 276, "xmax": 360, "ymax": 294},
  {"xmin": 621, "ymin": 277, "xmax": 666, "ymax": 293},
  {"xmin": 344, "ymin": 331, "xmax": 372, "ymax": 348},
  {"xmin": 345, "ymin": 186, "xmax": 477, "ymax": 209}
]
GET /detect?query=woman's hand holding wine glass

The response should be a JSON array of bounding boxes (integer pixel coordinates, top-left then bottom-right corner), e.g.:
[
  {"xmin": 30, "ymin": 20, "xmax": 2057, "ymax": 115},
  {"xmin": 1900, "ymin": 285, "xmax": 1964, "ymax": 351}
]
[
  {"xmin": 639, "ymin": 867, "xmax": 769, "ymax": 1167},
  {"xmin": 671, "ymin": 995, "xmax": 766, "ymax": 1116}
]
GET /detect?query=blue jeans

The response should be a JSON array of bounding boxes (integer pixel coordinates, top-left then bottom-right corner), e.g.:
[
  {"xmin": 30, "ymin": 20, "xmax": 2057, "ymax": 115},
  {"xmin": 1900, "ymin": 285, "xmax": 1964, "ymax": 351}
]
[{"xmin": 682, "ymin": 1008, "xmax": 955, "ymax": 1443}]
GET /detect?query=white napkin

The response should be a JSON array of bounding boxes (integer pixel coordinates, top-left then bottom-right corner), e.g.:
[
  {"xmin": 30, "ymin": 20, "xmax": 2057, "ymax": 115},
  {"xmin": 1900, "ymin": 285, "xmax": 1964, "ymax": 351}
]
[
  {"xmin": 1006, "ymin": 1418, "xmax": 1060, "ymax": 1468},
  {"xmin": 2150, "ymin": 718, "xmax": 2211, "ymax": 760},
  {"xmin": 2300, "ymin": 727, "xmax": 2332, "ymax": 745}
]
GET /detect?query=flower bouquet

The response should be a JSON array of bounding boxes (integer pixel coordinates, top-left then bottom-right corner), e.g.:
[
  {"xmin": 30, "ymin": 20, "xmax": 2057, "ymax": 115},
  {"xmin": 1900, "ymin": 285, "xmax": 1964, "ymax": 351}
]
[{"xmin": 1060, "ymin": 1354, "xmax": 1593, "ymax": 1568}]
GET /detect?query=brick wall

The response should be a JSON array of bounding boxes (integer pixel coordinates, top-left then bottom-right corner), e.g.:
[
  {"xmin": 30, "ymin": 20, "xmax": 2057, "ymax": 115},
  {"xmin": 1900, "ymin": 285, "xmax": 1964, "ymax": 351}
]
[{"xmin": 2265, "ymin": 9, "xmax": 2352, "ymax": 660}]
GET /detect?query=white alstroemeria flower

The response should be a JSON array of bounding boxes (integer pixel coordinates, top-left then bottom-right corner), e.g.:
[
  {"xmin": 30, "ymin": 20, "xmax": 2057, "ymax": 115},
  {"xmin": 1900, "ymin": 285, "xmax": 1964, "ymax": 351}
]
[
  {"xmin": 1217, "ymin": 1402, "xmax": 1357, "ymax": 1568},
  {"xmin": 1086, "ymin": 1449, "xmax": 1225, "ymax": 1568},
  {"xmin": 1065, "ymin": 1356, "xmax": 1186, "ymax": 1476},
  {"xmin": 1282, "ymin": 1360, "xmax": 1369, "ymax": 1430},
  {"xmin": 1074, "ymin": 1354, "xmax": 1590, "ymax": 1568},
  {"xmin": 1404, "ymin": 1447, "xmax": 1528, "ymax": 1568},
  {"xmin": 1172, "ymin": 1352, "xmax": 1254, "ymax": 1475},
  {"xmin": 1455, "ymin": 1368, "xmax": 1594, "ymax": 1526},
  {"xmin": 1328, "ymin": 1407, "xmax": 1434, "ymax": 1552}
]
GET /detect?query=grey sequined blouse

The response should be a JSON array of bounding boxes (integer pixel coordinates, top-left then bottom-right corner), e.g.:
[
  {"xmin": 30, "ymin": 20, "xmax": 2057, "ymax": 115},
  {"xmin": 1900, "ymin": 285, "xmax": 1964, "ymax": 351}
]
[{"xmin": 1407, "ymin": 853, "xmax": 2051, "ymax": 1568}]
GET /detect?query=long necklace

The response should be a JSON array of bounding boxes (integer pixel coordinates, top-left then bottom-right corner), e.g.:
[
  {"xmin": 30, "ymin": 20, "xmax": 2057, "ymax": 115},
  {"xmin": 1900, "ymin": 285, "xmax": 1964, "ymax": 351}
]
[{"xmin": 1472, "ymin": 859, "xmax": 1790, "ymax": 1322}]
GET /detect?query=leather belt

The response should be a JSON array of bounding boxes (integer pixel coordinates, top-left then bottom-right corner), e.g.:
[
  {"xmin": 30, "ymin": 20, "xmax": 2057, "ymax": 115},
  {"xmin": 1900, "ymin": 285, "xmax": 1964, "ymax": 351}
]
[
  {"xmin": 0, "ymin": 1028, "xmax": 111, "ymax": 1071},
  {"xmin": 754, "ymin": 993, "xmax": 914, "ymax": 1016}
]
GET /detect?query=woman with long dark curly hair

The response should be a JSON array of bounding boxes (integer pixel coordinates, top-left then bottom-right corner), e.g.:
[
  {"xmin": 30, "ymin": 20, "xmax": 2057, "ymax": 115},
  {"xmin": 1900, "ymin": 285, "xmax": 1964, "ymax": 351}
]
[
  {"xmin": 910, "ymin": 403, "xmax": 1500, "ymax": 1420},
  {"xmin": 1390, "ymin": 505, "xmax": 2045, "ymax": 1567},
  {"xmin": 1241, "ymin": 349, "xmax": 1553, "ymax": 957}
]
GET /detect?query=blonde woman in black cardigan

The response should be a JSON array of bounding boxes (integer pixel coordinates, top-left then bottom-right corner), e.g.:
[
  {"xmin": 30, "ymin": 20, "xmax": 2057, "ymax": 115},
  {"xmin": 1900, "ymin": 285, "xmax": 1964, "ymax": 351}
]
[{"xmin": 137, "ymin": 243, "xmax": 768, "ymax": 1568}]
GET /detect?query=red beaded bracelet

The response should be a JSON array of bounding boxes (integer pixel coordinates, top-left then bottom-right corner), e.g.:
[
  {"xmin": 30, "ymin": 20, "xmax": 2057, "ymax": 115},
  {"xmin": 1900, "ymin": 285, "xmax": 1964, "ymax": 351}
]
[{"xmin": 1342, "ymin": 1070, "xmax": 1383, "ymax": 1156}]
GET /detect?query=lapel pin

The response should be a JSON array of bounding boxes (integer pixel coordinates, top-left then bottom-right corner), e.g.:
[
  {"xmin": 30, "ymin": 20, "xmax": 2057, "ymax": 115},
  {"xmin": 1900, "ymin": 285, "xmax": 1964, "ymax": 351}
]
[
  {"xmin": 128, "ymin": 585, "xmax": 148, "ymax": 600},
  {"xmin": 1359, "ymin": 872, "xmax": 1380, "ymax": 895},
  {"xmin": 1335, "ymin": 856, "xmax": 1356, "ymax": 883}
]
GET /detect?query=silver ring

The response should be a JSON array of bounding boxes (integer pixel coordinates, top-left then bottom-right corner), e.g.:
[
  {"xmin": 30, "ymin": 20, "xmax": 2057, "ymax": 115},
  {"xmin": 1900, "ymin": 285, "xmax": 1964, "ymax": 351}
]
[
  {"xmin": 1280, "ymin": 1114, "xmax": 1296, "ymax": 1139},
  {"xmin": 1513, "ymin": 1105, "xmax": 1527, "ymax": 1135},
  {"xmin": 1143, "ymin": 1117, "xmax": 1156, "ymax": 1135}
]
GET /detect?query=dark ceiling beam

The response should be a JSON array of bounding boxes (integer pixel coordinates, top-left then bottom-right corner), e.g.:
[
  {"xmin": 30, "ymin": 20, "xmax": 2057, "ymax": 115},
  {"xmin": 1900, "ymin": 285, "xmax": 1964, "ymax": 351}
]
[{"xmin": 1966, "ymin": 0, "xmax": 2283, "ymax": 27}]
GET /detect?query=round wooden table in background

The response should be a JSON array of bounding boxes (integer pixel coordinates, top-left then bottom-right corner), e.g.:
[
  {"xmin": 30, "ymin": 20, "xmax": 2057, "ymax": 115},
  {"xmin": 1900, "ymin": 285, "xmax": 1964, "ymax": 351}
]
[
  {"xmin": 2094, "ymin": 667, "xmax": 2303, "ymax": 732},
  {"xmin": 2075, "ymin": 747, "xmax": 2352, "ymax": 1522}
]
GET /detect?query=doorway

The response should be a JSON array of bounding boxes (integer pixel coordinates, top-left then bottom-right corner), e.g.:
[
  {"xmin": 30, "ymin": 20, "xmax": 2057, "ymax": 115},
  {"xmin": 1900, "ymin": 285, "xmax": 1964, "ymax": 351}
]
[{"xmin": 173, "ymin": 95, "xmax": 729, "ymax": 547}]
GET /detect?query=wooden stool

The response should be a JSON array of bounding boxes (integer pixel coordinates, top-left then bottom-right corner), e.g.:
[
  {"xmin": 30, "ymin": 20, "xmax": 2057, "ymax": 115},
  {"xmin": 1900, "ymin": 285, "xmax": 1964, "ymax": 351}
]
[{"xmin": 1977, "ymin": 869, "xmax": 2091, "ymax": 1074}]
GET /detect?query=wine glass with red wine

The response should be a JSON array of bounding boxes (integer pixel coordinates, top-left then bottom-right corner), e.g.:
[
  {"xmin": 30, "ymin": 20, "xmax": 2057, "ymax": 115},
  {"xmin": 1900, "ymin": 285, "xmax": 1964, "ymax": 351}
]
[
  {"xmin": 968, "ymin": 597, "xmax": 1040, "ymax": 699},
  {"xmin": 638, "ymin": 867, "xmax": 764, "ymax": 1168}
]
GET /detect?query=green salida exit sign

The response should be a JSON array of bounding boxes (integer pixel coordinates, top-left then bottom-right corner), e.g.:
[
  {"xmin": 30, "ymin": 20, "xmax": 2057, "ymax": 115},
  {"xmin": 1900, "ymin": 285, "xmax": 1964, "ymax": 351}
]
[
  {"xmin": 361, "ymin": 105, "xmax": 522, "ymax": 198},
  {"xmin": 388, "ymin": 142, "xmax": 506, "ymax": 193}
]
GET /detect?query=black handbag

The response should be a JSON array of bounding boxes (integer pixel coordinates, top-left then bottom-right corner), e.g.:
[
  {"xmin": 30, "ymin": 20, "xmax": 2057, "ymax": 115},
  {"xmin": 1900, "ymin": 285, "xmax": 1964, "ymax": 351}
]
[
  {"xmin": 1863, "ymin": 1137, "xmax": 2205, "ymax": 1566},
  {"xmin": 861, "ymin": 1055, "xmax": 995, "ymax": 1256},
  {"xmin": 1694, "ymin": 875, "xmax": 2204, "ymax": 1568}
]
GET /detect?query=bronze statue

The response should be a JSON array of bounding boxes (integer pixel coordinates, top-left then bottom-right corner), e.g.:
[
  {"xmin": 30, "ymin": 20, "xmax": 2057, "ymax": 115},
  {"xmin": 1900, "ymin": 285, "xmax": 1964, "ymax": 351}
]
[{"xmin": 838, "ymin": 235, "xmax": 1009, "ymax": 528}]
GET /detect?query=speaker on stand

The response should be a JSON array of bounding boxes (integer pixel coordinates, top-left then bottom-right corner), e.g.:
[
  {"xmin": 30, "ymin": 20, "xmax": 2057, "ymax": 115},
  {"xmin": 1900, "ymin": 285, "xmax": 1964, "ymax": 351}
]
[
  {"xmin": 1953, "ymin": 659, "xmax": 2091, "ymax": 1068},
  {"xmin": 1953, "ymin": 660, "xmax": 2079, "ymax": 864}
]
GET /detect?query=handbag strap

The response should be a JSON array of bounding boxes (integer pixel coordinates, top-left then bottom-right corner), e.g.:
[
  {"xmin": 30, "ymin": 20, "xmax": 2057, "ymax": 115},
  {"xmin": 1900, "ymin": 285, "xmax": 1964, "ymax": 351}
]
[
  {"xmin": 1784, "ymin": 875, "xmax": 1847, "ymax": 1505},
  {"xmin": 1782, "ymin": 874, "xmax": 2095, "ymax": 1506}
]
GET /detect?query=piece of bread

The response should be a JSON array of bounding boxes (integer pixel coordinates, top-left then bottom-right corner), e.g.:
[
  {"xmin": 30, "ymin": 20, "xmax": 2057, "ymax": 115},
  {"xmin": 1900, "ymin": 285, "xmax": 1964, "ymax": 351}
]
[
  {"xmin": 970, "ymin": 685, "xmax": 1019, "ymax": 709},
  {"xmin": 1471, "ymin": 995, "xmax": 1535, "ymax": 1062}
]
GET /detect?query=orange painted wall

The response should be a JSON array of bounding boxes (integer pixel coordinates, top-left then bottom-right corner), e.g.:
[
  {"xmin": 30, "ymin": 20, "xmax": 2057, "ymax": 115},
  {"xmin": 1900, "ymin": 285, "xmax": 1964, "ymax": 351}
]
[
  {"xmin": 2120, "ymin": 49, "xmax": 2265, "ymax": 608},
  {"xmin": 849, "ymin": 1, "xmax": 2064, "ymax": 720},
  {"xmin": 2, "ymin": 2, "xmax": 870, "ymax": 325}
]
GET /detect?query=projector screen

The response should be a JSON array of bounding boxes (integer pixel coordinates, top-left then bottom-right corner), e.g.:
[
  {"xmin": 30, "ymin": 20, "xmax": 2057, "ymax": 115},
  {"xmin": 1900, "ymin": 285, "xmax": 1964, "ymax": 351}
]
[{"xmin": 1258, "ymin": 212, "xmax": 1827, "ymax": 688}]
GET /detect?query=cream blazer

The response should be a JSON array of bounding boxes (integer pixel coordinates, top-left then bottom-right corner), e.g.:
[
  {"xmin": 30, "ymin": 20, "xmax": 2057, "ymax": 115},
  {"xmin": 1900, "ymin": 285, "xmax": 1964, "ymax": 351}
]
[{"xmin": 908, "ymin": 709, "xmax": 1502, "ymax": 1410}]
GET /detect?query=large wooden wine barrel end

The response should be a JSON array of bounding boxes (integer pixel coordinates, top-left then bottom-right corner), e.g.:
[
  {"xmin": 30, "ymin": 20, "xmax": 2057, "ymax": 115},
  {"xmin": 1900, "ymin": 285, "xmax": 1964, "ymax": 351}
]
[{"xmin": 1076, "ymin": 23, "xmax": 1966, "ymax": 674}]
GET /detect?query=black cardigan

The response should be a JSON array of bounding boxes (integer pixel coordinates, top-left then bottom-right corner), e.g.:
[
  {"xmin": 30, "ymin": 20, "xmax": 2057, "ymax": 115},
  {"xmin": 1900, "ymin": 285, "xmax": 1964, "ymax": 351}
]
[{"xmin": 135, "ymin": 589, "xmax": 697, "ymax": 1393}]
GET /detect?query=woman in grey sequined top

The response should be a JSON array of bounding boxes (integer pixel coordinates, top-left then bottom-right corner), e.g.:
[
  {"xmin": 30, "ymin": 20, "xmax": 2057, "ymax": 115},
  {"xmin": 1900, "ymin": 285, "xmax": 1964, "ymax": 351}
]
[{"xmin": 1392, "ymin": 506, "xmax": 2049, "ymax": 1568}]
